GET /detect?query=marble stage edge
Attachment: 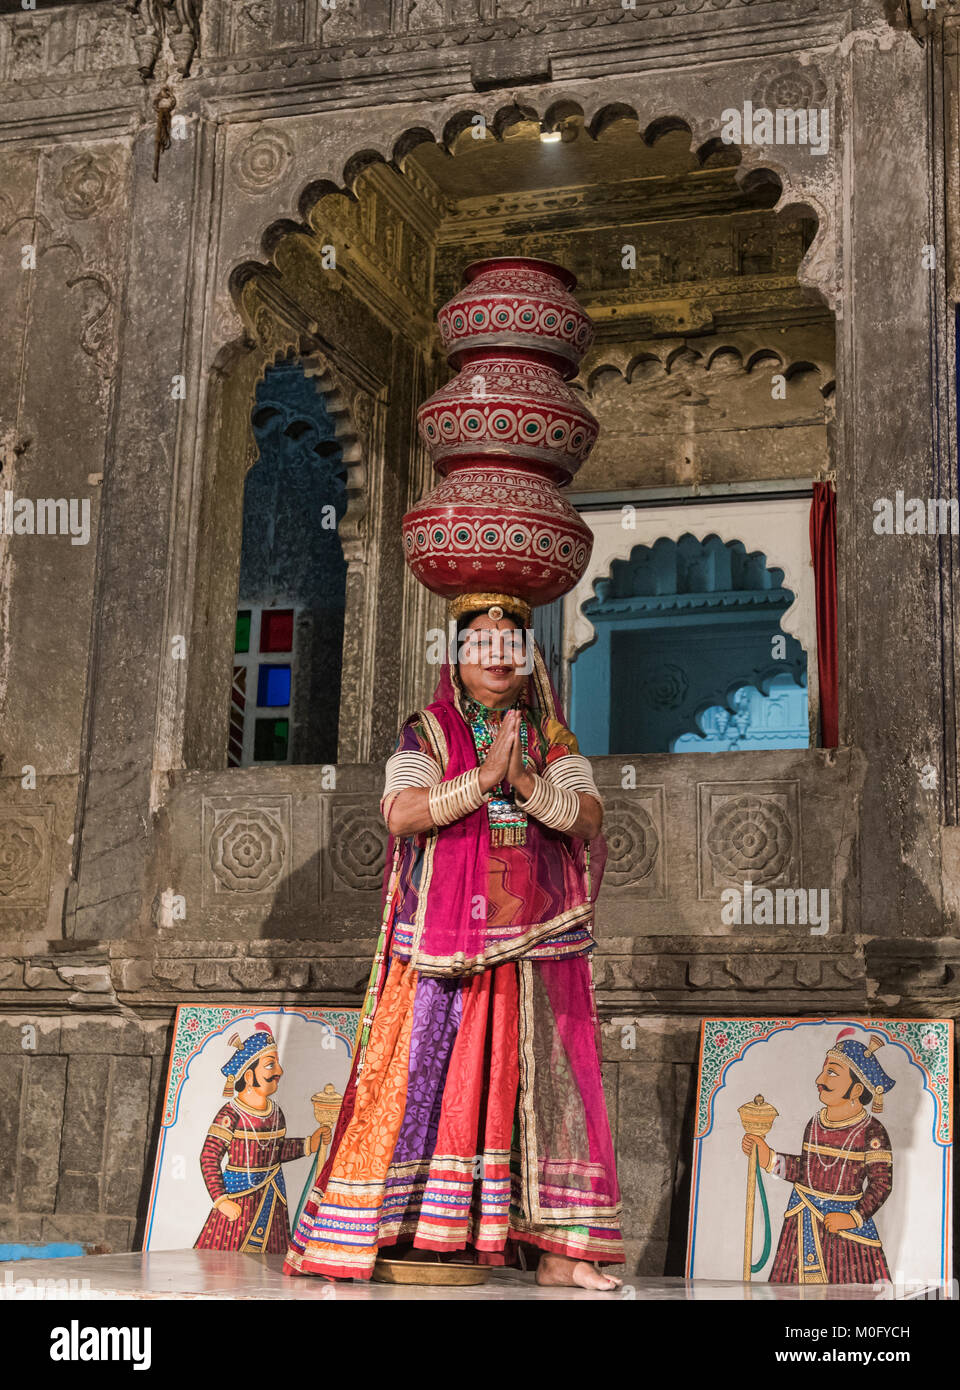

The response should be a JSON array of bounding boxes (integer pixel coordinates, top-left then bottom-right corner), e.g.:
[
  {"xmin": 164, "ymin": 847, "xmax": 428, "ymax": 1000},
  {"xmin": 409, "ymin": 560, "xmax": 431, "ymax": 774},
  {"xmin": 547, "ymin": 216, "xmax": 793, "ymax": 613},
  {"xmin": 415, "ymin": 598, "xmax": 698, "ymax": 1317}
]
[{"xmin": 0, "ymin": 1251, "xmax": 935, "ymax": 1301}]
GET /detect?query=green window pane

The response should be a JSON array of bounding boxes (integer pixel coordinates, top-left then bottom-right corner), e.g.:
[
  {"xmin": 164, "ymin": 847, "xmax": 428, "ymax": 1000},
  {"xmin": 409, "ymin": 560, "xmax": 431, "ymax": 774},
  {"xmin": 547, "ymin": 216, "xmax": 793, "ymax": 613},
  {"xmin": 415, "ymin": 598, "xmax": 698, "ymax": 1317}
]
[
  {"xmin": 254, "ymin": 716, "xmax": 289, "ymax": 762},
  {"xmin": 235, "ymin": 610, "xmax": 251, "ymax": 653}
]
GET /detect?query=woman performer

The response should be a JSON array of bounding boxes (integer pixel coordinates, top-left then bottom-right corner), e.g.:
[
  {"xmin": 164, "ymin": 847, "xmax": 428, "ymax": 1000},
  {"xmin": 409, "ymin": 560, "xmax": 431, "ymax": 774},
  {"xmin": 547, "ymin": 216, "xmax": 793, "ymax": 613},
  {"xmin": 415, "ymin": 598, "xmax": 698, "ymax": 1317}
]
[{"xmin": 284, "ymin": 593, "xmax": 624, "ymax": 1289}]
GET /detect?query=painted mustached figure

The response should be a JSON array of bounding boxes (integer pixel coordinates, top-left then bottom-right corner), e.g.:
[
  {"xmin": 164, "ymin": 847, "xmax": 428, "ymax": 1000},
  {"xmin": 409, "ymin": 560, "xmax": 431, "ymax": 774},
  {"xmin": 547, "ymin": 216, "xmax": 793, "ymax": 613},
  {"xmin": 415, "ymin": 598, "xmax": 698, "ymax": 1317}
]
[
  {"xmin": 195, "ymin": 1024, "xmax": 327, "ymax": 1254},
  {"xmin": 741, "ymin": 1028, "xmax": 896, "ymax": 1284}
]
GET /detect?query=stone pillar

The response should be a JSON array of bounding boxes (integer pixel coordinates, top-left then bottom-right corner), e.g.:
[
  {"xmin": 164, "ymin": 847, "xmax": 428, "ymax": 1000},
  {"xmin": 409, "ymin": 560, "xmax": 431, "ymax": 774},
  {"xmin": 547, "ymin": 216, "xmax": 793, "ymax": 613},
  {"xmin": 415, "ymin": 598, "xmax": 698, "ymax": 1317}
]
[
  {"xmin": 838, "ymin": 29, "xmax": 945, "ymax": 936},
  {"xmin": 71, "ymin": 105, "xmax": 201, "ymax": 940}
]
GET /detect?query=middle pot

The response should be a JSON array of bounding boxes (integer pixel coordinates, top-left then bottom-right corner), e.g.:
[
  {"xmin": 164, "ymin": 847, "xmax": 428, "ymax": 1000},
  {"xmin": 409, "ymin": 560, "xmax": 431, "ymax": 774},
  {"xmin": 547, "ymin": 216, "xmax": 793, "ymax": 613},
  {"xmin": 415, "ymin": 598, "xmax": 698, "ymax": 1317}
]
[{"xmin": 417, "ymin": 352, "xmax": 598, "ymax": 486}]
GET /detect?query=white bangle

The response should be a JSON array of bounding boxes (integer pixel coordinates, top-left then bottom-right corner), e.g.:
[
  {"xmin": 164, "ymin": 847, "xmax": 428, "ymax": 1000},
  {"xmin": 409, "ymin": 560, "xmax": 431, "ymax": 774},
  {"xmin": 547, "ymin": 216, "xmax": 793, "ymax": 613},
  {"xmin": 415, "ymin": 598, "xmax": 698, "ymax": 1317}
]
[
  {"xmin": 427, "ymin": 766, "xmax": 488, "ymax": 826},
  {"xmin": 515, "ymin": 773, "xmax": 580, "ymax": 832}
]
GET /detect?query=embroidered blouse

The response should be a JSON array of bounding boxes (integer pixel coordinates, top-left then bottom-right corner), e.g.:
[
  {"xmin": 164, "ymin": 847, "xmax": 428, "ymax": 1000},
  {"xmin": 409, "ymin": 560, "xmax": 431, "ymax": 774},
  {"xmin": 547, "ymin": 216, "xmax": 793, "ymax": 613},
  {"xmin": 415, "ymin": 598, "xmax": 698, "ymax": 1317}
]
[{"xmin": 380, "ymin": 693, "xmax": 602, "ymax": 967}]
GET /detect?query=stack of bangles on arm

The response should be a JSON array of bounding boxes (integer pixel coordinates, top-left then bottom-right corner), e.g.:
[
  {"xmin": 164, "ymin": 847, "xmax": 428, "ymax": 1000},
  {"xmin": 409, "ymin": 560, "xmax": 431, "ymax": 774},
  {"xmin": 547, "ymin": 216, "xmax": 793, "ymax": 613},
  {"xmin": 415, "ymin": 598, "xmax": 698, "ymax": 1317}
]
[
  {"xmin": 425, "ymin": 769, "xmax": 580, "ymax": 831},
  {"xmin": 427, "ymin": 766, "xmax": 490, "ymax": 826},
  {"xmin": 380, "ymin": 751, "xmax": 598, "ymax": 833},
  {"xmin": 514, "ymin": 774, "xmax": 581, "ymax": 833}
]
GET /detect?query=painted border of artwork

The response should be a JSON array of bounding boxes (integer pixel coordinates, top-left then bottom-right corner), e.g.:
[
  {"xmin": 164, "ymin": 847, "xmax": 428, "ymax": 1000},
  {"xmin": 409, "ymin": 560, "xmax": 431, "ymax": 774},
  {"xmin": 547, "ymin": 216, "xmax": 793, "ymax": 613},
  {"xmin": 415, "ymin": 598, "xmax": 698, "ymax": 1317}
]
[
  {"xmin": 685, "ymin": 1016, "xmax": 954, "ymax": 1283},
  {"xmin": 143, "ymin": 1003, "xmax": 360, "ymax": 1252}
]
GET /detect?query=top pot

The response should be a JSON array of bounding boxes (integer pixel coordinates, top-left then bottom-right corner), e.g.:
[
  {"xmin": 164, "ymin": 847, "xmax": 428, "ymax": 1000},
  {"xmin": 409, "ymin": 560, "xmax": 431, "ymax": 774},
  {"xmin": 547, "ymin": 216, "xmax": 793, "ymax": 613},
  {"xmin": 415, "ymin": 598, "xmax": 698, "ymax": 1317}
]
[{"xmin": 436, "ymin": 257, "xmax": 594, "ymax": 381}]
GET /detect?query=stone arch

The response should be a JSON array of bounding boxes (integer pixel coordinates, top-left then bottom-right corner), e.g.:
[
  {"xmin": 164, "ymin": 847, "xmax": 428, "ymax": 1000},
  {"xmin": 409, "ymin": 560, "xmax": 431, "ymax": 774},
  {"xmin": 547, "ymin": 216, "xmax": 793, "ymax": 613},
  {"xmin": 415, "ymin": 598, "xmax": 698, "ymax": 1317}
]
[
  {"xmin": 580, "ymin": 343, "xmax": 835, "ymax": 396},
  {"xmin": 224, "ymin": 94, "xmax": 832, "ymax": 289},
  {"xmin": 194, "ymin": 89, "xmax": 838, "ymax": 767}
]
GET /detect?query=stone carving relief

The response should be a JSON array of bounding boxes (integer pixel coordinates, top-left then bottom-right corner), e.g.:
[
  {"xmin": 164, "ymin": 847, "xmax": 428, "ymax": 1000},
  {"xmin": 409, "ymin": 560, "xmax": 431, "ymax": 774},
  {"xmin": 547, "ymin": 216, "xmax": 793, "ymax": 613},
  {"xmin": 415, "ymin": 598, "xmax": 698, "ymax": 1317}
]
[
  {"xmin": 128, "ymin": 0, "xmax": 202, "ymax": 77},
  {"xmin": 85, "ymin": 14, "xmax": 134, "ymax": 73},
  {"xmin": 698, "ymin": 781, "xmax": 800, "ymax": 895},
  {"xmin": 349, "ymin": 390, "xmax": 374, "ymax": 455},
  {"xmin": 0, "ymin": 819, "xmax": 44, "ymax": 896},
  {"xmin": 201, "ymin": 1, "xmax": 818, "ymax": 78},
  {"xmin": 582, "ymin": 342, "xmax": 833, "ymax": 412},
  {"xmin": 211, "ymin": 293, "xmax": 246, "ymax": 347},
  {"xmin": 11, "ymin": 25, "xmax": 45, "ymax": 79},
  {"xmin": 315, "ymin": 0, "xmax": 367, "ymax": 47},
  {"xmin": 230, "ymin": 0, "xmax": 314, "ymax": 54},
  {"xmin": 231, "ymin": 128, "xmax": 295, "ymax": 195},
  {"xmin": 758, "ymin": 58, "xmax": 828, "ymax": 112},
  {"xmin": 406, "ymin": 0, "xmax": 447, "ymax": 32},
  {"xmin": 0, "ymin": 9, "xmax": 140, "ymax": 92},
  {"xmin": 54, "ymin": 153, "xmax": 120, "ymax": 222},
  {"xmin": 241, "ymin": 0, "xmax": 272, "ymax": 26},
  {"xmin": 601, "ymin": 792, "xmax": 665, "ymax": 895},
  {"xmin": 68, "ymin": 270, "xmax": 116, "ymax": 370},
  {"xmin": 207, "ymin": 805, "xmax": 287, "ymax": 894},
  {"xmin": 33, "ymin": 224, "xmax": 119, "ymax": 380},
  {"xmin": 248, "ymin": 301, "xmax": 300, "ymax": 361},
  {"xmin": 639, "ymin": 664, "xmax": 688, "ymax": 711},
  {"xmin": 435, "ymin": 210, "xmax": 813, "ymax": 319},
  {"xmin": 329, "ymin": 804, "xmax": 388, "ymax": 892},
  {"xmin": 0, "ymin": 808, "xmax": 52, "ymax": 906}
]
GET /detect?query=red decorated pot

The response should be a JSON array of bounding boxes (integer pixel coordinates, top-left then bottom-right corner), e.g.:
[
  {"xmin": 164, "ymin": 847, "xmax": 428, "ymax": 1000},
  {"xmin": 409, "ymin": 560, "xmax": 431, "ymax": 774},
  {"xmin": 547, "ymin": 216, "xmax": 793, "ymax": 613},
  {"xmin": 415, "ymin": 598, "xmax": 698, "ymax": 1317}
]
[
  {"xmin": 416, "ymin": 354, "xmax": 598, "ymax": 485},
  {"xmin": 402, "ymin": 465, "xmax": 594, "ymax": 605},
  {"xmin": 437, "ymin": 258, "xmax": 593, "ymax": 381}
]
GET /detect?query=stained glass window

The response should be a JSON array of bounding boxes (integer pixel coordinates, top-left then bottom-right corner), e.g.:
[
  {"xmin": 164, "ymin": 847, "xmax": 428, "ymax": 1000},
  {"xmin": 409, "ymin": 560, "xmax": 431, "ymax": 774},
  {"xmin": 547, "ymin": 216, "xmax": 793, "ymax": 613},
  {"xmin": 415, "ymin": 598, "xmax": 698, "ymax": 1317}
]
[
  {"xmin": 254, "ymin": 717, "xmax": 289, "ymax": 762},
  {"xmin": 229, "ymin": 360, "xmax": 348, "ymax": 767},
  {"xmin": 257, "ymin": 664, "xmax": 291, "ymax": 707},
  {"xmin": 260, "ymin": 609, "xmax": 294, "ymax": 653}
]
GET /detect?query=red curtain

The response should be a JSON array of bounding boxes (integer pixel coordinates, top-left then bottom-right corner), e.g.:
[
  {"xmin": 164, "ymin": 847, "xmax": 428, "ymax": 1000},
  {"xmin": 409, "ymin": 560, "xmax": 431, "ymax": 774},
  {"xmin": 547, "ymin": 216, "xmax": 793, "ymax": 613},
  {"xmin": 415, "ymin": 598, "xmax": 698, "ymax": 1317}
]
[{"xmin": 809, "ymin": 481, "xmax": 839, "ymax": 748}]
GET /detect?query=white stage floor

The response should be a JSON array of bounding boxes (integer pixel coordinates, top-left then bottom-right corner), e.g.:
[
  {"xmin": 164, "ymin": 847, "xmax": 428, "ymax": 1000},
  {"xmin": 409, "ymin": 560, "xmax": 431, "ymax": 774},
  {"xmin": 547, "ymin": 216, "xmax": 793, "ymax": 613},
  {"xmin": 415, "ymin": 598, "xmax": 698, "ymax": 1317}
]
[{"xmin": 0, "ymin": 1250, "xmax": 911, "ymax": 1300}]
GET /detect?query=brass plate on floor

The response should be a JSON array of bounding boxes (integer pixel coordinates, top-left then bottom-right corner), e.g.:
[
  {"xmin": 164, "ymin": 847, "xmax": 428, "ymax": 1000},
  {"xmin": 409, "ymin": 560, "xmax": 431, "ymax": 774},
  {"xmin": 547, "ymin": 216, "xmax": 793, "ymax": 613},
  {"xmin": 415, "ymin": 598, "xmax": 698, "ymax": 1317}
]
[{"xmin": 371, "ymin": 1258, "xmax": 491, "ymax": 1286}]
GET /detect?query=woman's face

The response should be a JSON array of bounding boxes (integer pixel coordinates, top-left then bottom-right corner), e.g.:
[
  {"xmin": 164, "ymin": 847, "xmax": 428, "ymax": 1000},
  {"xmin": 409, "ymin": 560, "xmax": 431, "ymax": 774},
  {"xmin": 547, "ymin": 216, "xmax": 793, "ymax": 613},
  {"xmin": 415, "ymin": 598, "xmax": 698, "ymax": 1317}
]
[{"xmin": 457, "ymin": 615, "xmax": 529, "ymax": 709}]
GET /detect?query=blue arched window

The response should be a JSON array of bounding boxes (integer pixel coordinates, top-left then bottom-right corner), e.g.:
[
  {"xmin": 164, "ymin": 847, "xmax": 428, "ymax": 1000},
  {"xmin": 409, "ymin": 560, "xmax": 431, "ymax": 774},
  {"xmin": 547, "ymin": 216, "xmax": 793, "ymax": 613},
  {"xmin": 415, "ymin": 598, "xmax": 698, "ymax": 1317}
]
[{"xmin": 570, "ymin": 533, "xmax": 808, "ymax": 755}]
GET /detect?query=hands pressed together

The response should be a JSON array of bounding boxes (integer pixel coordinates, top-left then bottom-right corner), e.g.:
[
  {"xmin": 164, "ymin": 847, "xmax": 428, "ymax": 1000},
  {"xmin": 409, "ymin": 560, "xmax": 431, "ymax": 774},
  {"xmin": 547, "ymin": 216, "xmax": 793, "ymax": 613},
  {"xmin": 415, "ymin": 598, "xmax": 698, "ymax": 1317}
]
[
  {"xmin": 385, "ymin": 709, "xmax": 602, "ymax": 839},
  {"xmin": 477, "ymin": 710, "xmax": 535, "ymax": 800}
]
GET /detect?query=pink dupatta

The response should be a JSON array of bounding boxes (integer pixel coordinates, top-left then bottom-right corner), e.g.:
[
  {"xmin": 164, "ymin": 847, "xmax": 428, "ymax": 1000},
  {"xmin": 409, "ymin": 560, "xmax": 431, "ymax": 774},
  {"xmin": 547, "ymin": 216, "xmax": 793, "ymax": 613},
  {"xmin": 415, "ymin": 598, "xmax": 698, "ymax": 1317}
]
[{"xmin": 406, "ymin": 641, "xmax": 607, "ymax": 976}]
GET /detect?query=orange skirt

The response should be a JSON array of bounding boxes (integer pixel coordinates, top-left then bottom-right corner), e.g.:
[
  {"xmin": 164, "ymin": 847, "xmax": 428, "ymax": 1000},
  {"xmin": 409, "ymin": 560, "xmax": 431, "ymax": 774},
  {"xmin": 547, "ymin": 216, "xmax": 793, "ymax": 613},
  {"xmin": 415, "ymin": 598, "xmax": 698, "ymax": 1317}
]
[{"xmin": 284, "ymin": 956, "xmax": 623, "ymax": 1279}]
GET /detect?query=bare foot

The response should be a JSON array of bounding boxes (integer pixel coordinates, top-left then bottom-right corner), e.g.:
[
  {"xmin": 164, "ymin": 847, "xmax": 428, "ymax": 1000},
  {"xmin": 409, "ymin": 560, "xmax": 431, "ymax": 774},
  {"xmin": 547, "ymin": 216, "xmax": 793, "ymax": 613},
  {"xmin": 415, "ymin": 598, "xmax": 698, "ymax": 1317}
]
[{"xmin": 535, "ymin": 1253, "xmax": 622, "ymax": 1290}]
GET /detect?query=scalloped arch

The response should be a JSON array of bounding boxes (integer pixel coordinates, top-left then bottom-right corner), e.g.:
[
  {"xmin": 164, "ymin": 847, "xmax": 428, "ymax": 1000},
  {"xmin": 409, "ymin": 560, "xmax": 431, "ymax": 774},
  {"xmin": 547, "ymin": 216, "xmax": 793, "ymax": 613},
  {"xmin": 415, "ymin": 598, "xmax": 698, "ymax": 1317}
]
[
  {"xmin": 227, "ymin": 96, "xmax": 835, "ymax": 322},
  {"xmin": 581, "ymin": 344, "xmax": 832, "ymax": 394}
]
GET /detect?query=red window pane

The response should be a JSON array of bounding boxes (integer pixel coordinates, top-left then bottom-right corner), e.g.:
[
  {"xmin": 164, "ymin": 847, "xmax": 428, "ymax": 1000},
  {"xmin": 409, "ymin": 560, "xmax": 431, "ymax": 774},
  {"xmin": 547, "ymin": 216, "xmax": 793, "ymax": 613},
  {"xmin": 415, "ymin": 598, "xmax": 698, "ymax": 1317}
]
[{"xmin": 260, "ymin": 609, "xmax": 294, "ymax": 653}]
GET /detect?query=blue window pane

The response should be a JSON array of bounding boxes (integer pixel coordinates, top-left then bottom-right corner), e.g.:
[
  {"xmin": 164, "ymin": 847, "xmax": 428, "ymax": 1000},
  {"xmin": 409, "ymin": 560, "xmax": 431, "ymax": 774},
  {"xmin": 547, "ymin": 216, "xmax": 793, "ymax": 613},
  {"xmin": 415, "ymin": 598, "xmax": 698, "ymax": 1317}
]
[{"xmin": 257, "ymin": 664, "xmax": 291, "ymax": 707}]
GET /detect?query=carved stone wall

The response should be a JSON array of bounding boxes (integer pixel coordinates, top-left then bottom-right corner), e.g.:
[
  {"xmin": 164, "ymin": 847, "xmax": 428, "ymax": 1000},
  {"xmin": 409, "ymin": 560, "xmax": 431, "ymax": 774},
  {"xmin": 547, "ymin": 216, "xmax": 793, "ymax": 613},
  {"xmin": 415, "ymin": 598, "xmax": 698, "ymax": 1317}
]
[{"xmin": 0, "ymin": 0, "xmax": 956, "ymax": 1269}]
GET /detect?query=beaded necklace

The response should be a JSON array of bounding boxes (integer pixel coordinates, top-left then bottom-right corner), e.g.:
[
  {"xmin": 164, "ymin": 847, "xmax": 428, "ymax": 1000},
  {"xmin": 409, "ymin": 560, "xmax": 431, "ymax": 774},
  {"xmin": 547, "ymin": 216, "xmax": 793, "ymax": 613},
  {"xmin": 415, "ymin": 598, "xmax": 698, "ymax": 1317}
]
[
  {"xmin": 464, "ymin": 694, "xmax": 530, "ymax": 847},
  {"xmin": 809, "ymin": 1108, "xmax": 869, "ymax": 1192}
]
